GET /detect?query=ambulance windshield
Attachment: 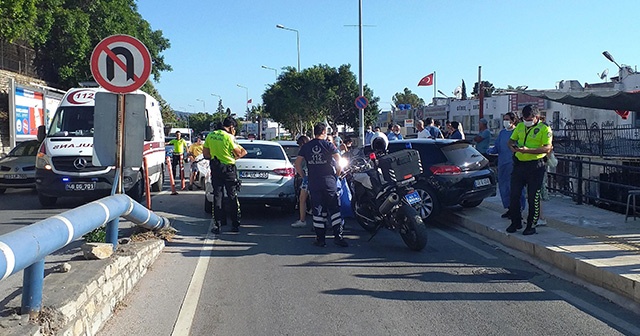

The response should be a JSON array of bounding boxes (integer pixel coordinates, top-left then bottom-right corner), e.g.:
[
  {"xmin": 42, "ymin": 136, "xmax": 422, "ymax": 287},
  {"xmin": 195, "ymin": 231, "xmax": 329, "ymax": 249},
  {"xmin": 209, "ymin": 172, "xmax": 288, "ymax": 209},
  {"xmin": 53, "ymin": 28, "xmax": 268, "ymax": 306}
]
[{"xmin": 47, "ymin": 106, "xmax": 95, "ymax": 137}]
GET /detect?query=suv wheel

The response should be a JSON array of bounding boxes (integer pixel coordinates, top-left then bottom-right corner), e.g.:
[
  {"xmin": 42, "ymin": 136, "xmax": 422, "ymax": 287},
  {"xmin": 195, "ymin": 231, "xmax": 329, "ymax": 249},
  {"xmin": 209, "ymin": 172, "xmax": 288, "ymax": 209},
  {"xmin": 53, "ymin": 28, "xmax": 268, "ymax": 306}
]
[{"xmin": 413, "ymin": 183, "xmax": 439, "ymax": 222}]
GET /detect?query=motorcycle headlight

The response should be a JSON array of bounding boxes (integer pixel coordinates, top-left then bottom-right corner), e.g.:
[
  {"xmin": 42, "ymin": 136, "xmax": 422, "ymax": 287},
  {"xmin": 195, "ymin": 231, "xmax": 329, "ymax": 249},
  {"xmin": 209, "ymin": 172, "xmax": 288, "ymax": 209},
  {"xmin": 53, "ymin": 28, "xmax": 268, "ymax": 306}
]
[{"xmin": 338, "ymin": 157, "xmax": 349, "ymax": 168}]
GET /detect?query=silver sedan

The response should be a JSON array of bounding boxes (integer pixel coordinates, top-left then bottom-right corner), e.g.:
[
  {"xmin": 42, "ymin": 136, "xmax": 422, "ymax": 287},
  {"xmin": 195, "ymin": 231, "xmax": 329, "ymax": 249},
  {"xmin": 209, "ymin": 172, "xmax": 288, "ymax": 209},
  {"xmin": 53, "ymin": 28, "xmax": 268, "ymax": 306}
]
[{"xmin": 0, "ymin": 140, "xmax": 41, "ymax": 193}]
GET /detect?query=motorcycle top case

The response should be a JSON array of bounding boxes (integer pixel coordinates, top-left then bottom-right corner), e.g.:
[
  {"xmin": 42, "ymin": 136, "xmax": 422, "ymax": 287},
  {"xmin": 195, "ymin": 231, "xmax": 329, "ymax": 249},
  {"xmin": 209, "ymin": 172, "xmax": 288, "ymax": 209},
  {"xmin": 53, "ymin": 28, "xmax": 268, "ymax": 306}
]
[{"xmin": 377, "ymin": 149, "xmax": 423, "ymax": 183}]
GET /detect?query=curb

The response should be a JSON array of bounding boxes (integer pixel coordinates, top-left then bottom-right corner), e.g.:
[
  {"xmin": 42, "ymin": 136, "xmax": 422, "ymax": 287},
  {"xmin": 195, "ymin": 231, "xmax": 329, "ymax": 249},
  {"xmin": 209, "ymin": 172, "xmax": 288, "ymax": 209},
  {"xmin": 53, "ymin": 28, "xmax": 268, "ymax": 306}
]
[
  {"xmin": 445, "ymin": 206, "xmax": 640, "ymax": 306},
  {"xmin": 1, "ymin": 239, "xmax": 165, "ymax": 336}
]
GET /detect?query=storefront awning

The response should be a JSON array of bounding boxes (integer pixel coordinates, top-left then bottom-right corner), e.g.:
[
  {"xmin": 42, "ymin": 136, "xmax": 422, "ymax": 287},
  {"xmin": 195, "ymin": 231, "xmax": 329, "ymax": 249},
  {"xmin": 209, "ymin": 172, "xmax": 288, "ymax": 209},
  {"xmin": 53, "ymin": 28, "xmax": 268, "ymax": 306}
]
[{"xmin": 523, "ymin": 89, "xmax": 640, "ymax": 111}]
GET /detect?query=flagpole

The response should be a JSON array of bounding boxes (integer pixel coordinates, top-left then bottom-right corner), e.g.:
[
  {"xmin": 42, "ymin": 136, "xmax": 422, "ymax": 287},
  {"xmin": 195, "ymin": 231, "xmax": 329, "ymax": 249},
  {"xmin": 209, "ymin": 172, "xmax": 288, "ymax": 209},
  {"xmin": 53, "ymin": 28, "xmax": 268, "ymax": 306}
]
[{"xmin": 433, "ymin": 71, "xmax": 437, "ymax": 102}]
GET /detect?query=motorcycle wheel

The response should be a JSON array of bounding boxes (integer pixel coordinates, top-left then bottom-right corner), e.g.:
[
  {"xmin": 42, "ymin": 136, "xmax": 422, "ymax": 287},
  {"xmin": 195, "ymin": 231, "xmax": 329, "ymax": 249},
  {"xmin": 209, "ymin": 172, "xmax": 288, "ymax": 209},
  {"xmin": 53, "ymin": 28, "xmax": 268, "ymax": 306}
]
[
  {"xmin": 398, "ymin": 204, "xmax": 428, "ymax": 251},
  {"xmin": 351, "ymin": 199, "xmax": 378, "ymax": 233}
]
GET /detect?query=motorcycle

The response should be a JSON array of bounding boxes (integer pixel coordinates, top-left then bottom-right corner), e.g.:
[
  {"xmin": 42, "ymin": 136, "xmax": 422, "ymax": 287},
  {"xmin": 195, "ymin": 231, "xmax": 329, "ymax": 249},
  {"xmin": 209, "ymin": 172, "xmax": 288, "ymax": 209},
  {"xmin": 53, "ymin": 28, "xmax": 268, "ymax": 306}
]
[{"xmin": 342, "ymin": 148, "xmax": 428, "ymax": 251}]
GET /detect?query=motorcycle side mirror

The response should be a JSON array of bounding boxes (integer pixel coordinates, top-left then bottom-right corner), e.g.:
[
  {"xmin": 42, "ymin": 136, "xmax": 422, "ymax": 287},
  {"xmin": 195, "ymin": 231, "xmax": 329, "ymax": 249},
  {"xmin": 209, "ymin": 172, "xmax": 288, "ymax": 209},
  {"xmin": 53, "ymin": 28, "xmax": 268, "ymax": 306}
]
[{"xmin": 369, "ymin": 152, "xmax": 377, "ymax": 160}]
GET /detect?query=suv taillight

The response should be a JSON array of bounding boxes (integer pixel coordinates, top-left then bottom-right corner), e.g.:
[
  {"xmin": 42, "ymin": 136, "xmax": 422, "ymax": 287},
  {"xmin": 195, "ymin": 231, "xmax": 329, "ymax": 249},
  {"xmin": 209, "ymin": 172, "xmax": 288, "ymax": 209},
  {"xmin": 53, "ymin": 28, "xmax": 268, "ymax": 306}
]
[
  {"xmin": 430, "ymin": 165, "xmax": 461, "ymax": 175},
  {"xmin": 273, "ymin": 167, "xmax": 295, "ymax": 177}
]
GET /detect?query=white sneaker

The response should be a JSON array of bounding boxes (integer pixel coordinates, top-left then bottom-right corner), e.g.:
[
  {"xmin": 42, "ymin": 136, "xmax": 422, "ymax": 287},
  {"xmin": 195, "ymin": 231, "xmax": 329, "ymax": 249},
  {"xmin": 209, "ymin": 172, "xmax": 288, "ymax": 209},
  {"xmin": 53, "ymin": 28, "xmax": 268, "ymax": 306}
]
[
  {"xmin": 291, "ymin": 220, "xmax": 306, "ymax": 228},
  {"xmin": 536, "ymin": 218, "xmax": 548, "ymax": 227}
]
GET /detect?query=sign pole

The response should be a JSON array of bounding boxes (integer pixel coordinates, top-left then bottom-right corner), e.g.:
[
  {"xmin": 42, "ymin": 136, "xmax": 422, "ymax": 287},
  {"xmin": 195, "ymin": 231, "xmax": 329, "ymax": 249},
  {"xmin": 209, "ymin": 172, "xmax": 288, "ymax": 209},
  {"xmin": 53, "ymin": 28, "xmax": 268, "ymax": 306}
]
[{"xmin": 116, "ymin": 94, "xmax": 125, "ymax": 194}]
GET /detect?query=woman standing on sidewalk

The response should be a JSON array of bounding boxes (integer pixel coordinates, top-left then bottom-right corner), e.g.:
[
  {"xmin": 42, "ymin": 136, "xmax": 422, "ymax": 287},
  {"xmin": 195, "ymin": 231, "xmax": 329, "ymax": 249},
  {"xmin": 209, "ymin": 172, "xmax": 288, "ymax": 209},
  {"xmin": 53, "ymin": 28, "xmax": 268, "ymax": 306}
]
[{"xmin": 487, "ymin": 112, "xmax": 525, "ymax": 219}]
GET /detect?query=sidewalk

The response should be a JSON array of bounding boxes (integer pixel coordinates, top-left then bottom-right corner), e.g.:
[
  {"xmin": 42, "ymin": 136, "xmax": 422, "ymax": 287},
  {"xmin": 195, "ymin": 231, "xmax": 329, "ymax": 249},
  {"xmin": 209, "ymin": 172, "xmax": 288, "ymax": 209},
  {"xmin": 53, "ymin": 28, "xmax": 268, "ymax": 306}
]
[{"xmin": 443, "ymin": 193, "xmax": 640, "ymax": 309}]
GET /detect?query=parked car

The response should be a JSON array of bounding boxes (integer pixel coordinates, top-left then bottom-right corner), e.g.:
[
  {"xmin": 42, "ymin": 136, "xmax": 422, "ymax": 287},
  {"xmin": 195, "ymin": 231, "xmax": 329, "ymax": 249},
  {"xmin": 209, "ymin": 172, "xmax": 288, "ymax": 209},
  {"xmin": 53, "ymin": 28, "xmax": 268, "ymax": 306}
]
[
  {"xmin": 387, "ymin": 139, "xmax": 497, "ymax": 221},
  {"xmin": 0, "ymin": 140, "xmax": 41, "ymax": 193},
  {"xmin": 276, "ymin": 140, "xmax": 300, "ymax": 162},
  {"xmin": 204, "ymin": 140, "xmax": 296, "ymax": 213}
]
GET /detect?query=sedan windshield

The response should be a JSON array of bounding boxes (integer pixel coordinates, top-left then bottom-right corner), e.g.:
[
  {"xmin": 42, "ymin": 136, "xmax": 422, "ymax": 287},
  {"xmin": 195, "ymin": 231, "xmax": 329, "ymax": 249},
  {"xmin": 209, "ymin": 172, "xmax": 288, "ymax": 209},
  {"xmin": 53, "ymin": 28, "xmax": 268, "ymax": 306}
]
[
  {"xmin": 9, "ymin": 141, "xmax": 40, "ymax": 157},
  {"xmin": 241, "ymin": 144, "xmax": 286, "ymax": 160}
]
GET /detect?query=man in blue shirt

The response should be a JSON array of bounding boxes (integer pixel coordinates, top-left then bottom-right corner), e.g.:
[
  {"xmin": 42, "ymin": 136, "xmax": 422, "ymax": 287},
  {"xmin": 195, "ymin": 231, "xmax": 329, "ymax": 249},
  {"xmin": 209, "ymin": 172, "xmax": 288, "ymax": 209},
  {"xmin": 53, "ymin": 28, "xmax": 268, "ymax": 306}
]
[
  {"xmin": 425, "ymin": 118, "xmax": 444, "ymax": 139},
  {"xmin": 387, "ymin": 124, "xmax": 404, "ymax": 140},
  {"xmin": 474, "ymin": 118, "xmax": 491, "ymax": 156},
  {"xmin": 295, "ymin": 123, "xmax": 348, "ymax": 247}
]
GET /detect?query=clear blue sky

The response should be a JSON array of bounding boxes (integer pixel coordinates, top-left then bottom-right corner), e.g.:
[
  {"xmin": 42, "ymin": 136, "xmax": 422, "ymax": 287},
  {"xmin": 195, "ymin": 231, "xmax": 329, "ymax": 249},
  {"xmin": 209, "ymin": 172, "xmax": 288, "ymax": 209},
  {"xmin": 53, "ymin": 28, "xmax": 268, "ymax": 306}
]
[{"xmin": 137, "ymin": 0, "xmax": 640, "ymax": 116}]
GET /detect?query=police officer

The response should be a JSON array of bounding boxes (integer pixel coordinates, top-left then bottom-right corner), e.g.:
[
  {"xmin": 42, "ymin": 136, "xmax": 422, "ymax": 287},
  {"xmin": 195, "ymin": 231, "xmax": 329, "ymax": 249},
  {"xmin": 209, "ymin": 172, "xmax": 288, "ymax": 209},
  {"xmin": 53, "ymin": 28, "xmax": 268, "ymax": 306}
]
[
  {"xmin": 295, "ymin": 123, "xmax": 348, "ymax": 247},
  {"xmin": 166, "ymin": 131, "xmax": 188, "ymax": 179},
  {"xmin": 203, "ymin": 117, "xmax": 247, "ymax": 233},
  {"xmin": 507, "ymin": 105, "xmax": 553, "ymax": 235}
]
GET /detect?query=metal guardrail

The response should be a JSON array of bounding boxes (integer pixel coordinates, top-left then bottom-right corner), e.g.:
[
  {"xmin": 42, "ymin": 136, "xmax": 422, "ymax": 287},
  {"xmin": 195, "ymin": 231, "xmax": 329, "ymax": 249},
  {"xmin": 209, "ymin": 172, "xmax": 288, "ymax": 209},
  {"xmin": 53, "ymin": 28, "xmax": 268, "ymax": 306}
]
[
  {"xmin": 0, "ymin": 194, "xmax": 171, "ymax": 317},
  {"xmin": 552, "ymin": 125, "xmax": 640, "ymax": 158},
  {"xmin": 547, "ymin": 155, "xmax": 640, "ymax": 212}
]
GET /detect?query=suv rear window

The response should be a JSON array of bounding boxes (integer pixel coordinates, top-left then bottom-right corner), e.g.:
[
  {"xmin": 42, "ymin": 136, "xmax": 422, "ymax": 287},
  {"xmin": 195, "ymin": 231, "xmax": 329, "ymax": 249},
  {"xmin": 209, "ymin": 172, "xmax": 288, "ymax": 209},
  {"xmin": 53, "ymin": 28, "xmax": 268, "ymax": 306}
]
[
  {"xmin": 388, "ymin": 142, "xmax": 447, "ymax": 165},
  {"xmin": 242, "ymin": 144, "xmax": 286, "ymax": 160}
]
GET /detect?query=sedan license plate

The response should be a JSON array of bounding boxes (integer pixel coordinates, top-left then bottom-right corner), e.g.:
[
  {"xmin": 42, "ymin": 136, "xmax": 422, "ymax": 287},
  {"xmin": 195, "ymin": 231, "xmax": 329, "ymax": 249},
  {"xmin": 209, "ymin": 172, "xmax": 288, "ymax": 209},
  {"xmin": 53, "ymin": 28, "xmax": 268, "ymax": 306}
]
[
  {"xmin": 65, "ymin": 182, "xmax": 96, "ymax": 191},
  {"xmin": 4, "ymin": 174, "xmax": 27, "ymax": 179},
  {"xmin": 239, "ymin": 171, "xmax": 269, "ymax": 179},
  {"xmin": 474, "ymin": 178, "xmax": 491, "ymax": 188},
  {"xmin": 404, "ymin": 191, "xmax": 421, "ymax": 205}
]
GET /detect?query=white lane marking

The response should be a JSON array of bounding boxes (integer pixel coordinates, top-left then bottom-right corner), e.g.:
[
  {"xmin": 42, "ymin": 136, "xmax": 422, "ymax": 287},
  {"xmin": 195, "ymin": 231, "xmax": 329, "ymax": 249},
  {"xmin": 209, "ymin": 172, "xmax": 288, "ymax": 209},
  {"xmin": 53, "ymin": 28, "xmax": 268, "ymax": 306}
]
[
  {"xmin": 434, "ymin": 228, "xmax": 497, "ymax": 259},
  {"xmin": 552, "ymin": 290, "xmax": 640, "ymax": 335},
  {"xmin": 52, "ymin": 215, "xmax": 74, "ymax": 245},
  {"xmin": 0, "ymin": 242, "xmax": 15, "ymax": 280},
  {"xmin": 171, "ymin": 221, "xmax": 216, "ymax": 336}
]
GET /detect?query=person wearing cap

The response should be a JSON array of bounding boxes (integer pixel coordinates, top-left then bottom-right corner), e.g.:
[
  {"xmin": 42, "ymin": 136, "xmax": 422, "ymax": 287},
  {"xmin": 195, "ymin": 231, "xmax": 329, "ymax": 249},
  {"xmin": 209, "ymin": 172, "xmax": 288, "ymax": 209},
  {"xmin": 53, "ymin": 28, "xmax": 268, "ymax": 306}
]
[
  {"xmin": 186, "ymin": 136, "xmax": 204, "ymax": 190},
  {"xmin": 506, "ymin": 104, "xmax": 553, "ymax": 235},
  {"xmin": 474, "ymin": 118, "xmax": 492, "ymax": 157},
  {"xmin": 203, "ymin": 116, "xmax": 247, "ymax": 233}
]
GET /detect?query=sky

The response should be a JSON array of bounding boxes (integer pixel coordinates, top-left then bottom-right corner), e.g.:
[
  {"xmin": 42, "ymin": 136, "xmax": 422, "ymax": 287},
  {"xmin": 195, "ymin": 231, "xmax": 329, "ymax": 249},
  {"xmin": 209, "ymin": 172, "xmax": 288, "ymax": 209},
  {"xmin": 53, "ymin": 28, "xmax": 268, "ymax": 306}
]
[{"xmin": 136, "ymin": 0, "xmax": 640, "ymax": 116}]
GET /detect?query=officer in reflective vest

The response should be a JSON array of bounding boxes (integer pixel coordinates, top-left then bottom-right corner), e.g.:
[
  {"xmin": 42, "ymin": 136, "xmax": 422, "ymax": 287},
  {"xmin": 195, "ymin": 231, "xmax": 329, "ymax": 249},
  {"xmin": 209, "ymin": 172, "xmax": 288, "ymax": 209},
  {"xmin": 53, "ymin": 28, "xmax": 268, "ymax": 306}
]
[
  {"xmin": 506, "ymin": 104, "xmax": 553, "ymax": 235},
  {"xmin": 203, "ymin": 117, "xmax": 247, "ymax": 233}
]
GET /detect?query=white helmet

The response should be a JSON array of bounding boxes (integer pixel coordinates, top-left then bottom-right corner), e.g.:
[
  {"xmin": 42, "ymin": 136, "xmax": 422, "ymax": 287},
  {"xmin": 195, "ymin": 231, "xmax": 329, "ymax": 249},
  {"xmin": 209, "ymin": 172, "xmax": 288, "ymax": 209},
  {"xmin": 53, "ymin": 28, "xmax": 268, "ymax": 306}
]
[{"xmin": 370, "ymin": 131, "xmax": 389, "ymax": 152}]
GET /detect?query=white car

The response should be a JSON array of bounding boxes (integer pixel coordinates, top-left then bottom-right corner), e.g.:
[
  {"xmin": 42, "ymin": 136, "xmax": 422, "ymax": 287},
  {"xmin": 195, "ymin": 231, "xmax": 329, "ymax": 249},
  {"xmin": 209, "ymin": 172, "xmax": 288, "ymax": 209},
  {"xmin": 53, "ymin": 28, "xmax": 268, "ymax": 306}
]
[
  {"xmin": 204, "ymin": 140, "xmax": 296, "ymax": 213},
  {"xmin": 0, "ymin": 140, "xmax": 40, "ymax": 193}
]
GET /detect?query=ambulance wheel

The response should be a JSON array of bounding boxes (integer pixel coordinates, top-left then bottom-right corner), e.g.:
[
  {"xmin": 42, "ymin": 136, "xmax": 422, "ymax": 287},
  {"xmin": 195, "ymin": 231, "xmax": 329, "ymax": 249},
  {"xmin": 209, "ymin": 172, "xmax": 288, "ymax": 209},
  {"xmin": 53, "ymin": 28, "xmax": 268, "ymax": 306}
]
[{"xmin": 151, "ymin": 168, "xmax": 164, "ymax": 192}]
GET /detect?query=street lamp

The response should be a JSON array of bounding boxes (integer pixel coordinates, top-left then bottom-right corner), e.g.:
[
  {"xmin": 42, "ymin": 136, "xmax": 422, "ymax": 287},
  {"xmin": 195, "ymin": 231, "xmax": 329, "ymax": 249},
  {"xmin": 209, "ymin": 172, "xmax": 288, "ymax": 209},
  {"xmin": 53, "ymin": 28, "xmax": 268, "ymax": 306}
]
[
  {"xmin": 237, "ymin": 84, "xmax": 249, "ymax": 114},
  {"xmin": 196, "ymin": 98, "xmax": 206, "ymax": 114},
  {"xmin": 261, "ymin": 65, "xmax": 278, "ymax": 79},
  {"xmin": 276, "ymin": 24, "xmax": 300, "ymax": 72},
  {"xmin": 211, "ymin": 93, "xmax": 221, "ymax": 113}
]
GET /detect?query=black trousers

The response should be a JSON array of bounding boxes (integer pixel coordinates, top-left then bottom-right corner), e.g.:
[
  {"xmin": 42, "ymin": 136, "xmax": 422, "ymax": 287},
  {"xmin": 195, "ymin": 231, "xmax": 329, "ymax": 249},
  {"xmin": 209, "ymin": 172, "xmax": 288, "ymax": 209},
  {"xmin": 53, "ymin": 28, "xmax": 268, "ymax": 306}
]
[
  {"xmin": 210, "ymin": 159, "xmax": 241, "ymax": 227},
  {"xmin": 509, "ymin": 158, "xmax": 546, "ymax": 227},
  {"xmin": 171, "ymin": 153, "xmax": 184, "ymax": 179}
]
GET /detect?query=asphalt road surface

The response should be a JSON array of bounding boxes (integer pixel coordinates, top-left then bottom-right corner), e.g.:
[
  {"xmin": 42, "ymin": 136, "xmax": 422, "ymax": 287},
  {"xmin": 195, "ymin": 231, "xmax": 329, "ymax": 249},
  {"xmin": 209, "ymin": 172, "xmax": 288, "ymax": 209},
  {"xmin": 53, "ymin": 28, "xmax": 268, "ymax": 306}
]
[{"xmin": 97, "ymin": 190, "xmax": 640, "ymax": 336}]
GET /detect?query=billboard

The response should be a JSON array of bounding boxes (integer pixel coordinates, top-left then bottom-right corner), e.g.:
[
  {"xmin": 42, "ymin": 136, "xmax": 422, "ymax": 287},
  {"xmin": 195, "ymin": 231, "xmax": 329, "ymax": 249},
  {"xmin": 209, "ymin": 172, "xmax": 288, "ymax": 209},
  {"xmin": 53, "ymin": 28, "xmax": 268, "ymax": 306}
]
[{"xmin": 9, "ymin": 80, "xmax": 64, "ymax": 146}]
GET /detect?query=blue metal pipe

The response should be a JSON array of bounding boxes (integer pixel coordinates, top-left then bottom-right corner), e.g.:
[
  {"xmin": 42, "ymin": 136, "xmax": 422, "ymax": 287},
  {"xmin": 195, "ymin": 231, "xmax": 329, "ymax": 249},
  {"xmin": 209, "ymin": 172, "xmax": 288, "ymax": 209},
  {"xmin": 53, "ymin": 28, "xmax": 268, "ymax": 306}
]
[
  {"xmin": 0, "ymin": 194, "xmax": 170, "ymax": 281},
  {"xmin": 21, "ymin": 259, "xmax": 44, "ymax": 316}
]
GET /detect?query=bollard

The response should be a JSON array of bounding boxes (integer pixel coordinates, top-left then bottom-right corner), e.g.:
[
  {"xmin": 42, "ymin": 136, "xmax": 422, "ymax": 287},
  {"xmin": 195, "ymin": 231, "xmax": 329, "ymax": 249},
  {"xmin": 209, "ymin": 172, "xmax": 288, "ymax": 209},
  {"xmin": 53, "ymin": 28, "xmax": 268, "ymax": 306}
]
[
  {"xmin": 179, "ymin": 154, "xmax": 186, "ymax": 190},
  {"xmin": 144, "ymin": 157, "xmax": 151, "ymax": 208},
  {"xmin": 166, "ymin": 156, "xmax": 178, "ymax": 195},
  {"xmin": 21, "ymin": 259, "xmax": 44, "ymax": 318}
]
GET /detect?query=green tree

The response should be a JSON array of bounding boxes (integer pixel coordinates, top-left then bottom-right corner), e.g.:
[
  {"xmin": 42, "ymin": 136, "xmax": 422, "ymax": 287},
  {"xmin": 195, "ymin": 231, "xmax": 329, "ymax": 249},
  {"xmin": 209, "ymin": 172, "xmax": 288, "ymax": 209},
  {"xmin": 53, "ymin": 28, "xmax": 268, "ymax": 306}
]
[
  {"xmin": 21, "ymin": 0, "xmax": 172, "ymax": 88},
  {"xmin": 472, "ymin": 81, "xmax": 495, "ymax": 97},
  {"xmin": 262, "ymin": 65, "xmax": 379, "ymax": 136},
  {"xmin": 392, "ymin": 88, "xmax": 425, "ymax": 108}
]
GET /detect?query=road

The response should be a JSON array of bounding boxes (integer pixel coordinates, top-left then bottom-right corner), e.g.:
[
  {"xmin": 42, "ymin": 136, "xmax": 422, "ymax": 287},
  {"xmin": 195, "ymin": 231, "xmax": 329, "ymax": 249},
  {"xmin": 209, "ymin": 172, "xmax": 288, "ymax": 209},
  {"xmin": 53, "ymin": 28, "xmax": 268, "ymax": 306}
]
[{"xmin": 91, "ymin": 190, "xmax": 640, "ymax": 336}]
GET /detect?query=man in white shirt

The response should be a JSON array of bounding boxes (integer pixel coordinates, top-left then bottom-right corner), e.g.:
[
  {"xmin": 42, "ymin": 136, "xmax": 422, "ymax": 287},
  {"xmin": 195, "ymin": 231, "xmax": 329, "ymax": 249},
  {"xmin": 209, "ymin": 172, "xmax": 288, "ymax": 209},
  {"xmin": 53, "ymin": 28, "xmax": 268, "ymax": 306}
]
[{"xmin": 415, "ymin": 120, "xmax": 431, "ymax": 139}]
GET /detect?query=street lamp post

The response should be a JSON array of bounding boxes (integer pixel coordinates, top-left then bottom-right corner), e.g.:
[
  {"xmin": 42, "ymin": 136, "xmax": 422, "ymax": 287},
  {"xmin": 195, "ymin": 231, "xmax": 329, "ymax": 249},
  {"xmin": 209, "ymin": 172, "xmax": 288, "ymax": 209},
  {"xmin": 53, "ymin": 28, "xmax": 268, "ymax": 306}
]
[
  {"xmin": 261, "ymin": 65, "xmax": 278, "ymax": 79},
  {"xmin": 276, "ymin": 24, "xmax": 300, "ymax": 72},
  {"xmin": 196, "ymin": 98, "xmax": 206, "ymax": 114}
]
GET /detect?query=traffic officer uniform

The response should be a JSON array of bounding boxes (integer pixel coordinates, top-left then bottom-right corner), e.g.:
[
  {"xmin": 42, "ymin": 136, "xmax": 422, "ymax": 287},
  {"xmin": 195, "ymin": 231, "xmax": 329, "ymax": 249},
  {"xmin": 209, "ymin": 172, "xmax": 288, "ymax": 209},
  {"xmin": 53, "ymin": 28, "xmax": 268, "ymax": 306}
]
[
  {"xmin": 507, "ymin": 118, "xmax": 552, "ymax": 235},
  {"xmin": 167, "ymin": 135, "xmax": 188, "ymax": 179},
  {"xmin": 203, "ymin": 129, "xmax": 243, "ymax": 232},
  {"xmin": 296, "ymin": 137, "xmax": 347, "ymax": 247}
]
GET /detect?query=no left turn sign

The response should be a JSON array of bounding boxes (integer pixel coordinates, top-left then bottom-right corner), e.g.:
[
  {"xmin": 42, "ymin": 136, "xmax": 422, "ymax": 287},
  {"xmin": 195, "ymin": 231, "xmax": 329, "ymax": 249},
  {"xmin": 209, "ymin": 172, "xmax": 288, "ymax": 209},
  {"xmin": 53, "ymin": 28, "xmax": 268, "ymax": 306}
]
[{"xmin": 90, "ymin": 35, "xmax": 152, "ymax": 94}]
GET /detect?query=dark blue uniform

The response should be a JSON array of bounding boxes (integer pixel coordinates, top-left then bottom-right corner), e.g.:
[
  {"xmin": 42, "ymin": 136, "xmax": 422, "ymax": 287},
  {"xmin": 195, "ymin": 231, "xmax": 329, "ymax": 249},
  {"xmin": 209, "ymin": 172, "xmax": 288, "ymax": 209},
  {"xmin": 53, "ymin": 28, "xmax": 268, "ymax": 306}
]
[{"xmin": 298, "ymin": 138, "xmax": 346, "ymax": 246}]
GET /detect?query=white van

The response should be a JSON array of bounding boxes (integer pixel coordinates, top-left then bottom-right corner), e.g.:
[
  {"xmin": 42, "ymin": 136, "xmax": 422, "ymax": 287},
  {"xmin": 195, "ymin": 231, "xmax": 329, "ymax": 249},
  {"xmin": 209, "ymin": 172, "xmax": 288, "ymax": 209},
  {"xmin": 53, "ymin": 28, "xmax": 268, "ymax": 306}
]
[{"xmin": 35, "ymin": 87, "xmax": 166, "ymax": 206}]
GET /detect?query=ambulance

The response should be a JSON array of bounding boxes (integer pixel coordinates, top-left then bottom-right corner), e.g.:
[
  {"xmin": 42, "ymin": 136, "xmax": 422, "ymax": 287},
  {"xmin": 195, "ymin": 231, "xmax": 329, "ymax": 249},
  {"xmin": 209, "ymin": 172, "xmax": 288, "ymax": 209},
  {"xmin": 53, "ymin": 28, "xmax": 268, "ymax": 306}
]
[{"xmin": 35, "ymin": 87, "xmax": 166, "ymax": 206}]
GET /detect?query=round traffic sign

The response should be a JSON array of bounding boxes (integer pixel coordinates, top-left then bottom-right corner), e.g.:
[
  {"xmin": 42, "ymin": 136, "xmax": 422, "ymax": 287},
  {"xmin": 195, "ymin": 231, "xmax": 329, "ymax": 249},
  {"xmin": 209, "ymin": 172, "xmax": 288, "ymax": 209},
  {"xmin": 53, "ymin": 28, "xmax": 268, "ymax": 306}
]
[
  {"xmin": 90, "ymin": 35, "xmax": 152, "ymax": 94},
  {"xmin": 355, "ymin": 96, "xmax": 369, "ymax": 109}
]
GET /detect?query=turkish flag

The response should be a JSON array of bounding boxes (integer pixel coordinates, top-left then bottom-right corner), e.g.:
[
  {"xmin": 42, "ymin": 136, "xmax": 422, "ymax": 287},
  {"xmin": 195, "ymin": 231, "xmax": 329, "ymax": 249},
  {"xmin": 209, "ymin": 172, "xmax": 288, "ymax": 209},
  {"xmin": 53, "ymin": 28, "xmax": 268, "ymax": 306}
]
[
  {"xmin": 247, "ymin": 99, "xmax": 252, "ymax": 104},
  {"xmin": 418, "ymin": 73, "xmax": 434, "ymax": 86},
  {"xmin": 615, "ymin": 110, "xmax": 629, "ymax": 119}
]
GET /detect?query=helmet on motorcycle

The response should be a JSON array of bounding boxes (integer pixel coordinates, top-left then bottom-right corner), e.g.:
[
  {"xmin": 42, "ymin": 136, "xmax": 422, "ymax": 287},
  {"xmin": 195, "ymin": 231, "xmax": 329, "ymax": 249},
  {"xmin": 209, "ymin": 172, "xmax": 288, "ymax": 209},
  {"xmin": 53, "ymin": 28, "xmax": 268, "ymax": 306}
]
[{"xmin": 370, "ymin": 131, "xmax": 389, "ymax": 152}]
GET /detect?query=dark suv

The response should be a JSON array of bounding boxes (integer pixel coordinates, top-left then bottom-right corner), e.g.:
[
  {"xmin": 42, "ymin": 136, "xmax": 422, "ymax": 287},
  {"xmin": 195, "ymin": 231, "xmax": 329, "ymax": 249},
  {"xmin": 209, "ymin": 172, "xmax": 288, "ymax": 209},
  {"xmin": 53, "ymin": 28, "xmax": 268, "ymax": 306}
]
[{"xmin": 387, "ymin": 139, "xmax": 496, "ymax": 221}]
